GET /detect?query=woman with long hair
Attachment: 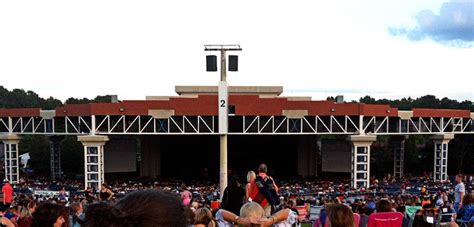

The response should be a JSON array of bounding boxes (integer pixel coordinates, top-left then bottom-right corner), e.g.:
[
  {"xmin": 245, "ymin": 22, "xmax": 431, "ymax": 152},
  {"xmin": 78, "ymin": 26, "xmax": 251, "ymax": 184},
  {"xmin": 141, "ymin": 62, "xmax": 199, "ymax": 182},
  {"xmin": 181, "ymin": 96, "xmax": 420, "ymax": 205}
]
[
  {"xmin": 221, "ymin": 176, "xmax": 245, "ymax": 215},
  {"xmin": 17, "ymin": 200, "xmax": 36, "ymax": 227},
  {"xmin": 99, "ymin": 183, "xmax": 114, "ymax": 201}
]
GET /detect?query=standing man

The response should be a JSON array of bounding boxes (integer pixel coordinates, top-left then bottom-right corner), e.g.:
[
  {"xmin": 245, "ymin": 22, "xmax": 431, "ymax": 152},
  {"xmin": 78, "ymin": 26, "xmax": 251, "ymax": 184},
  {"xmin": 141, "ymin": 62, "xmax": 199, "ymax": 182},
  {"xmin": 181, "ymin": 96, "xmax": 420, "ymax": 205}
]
[
  {"xmin": 1, "ymin": 179, "xmax": 13, "ymax": 210},
  {"xmin": 253, "ymin": 163, "xmax": 279, "ymax": 217},
  {"xmin": 454, "ymin": 174, "xmax": 465, "ymax": 213}
]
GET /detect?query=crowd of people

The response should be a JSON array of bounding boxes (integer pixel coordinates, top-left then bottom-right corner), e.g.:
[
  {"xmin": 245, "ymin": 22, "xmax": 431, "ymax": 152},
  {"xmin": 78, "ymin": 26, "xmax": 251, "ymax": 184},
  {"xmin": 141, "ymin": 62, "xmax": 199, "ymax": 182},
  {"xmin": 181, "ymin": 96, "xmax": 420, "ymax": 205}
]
[{"xmin": 0, "ymin": 164, "xmax": 472, "ymax": 227}]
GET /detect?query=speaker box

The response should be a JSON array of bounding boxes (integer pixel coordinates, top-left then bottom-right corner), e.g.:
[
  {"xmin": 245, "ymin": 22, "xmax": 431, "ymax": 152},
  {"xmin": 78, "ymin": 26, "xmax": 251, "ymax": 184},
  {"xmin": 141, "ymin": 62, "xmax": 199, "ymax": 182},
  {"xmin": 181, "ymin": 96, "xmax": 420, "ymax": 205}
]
[
  {"xmin": 228, "ymin": 55, "xmax": 238, "ymax": 71},
  {"xmin": 206, "ymin": 55, "xmax": 217, "ymax": 71}
]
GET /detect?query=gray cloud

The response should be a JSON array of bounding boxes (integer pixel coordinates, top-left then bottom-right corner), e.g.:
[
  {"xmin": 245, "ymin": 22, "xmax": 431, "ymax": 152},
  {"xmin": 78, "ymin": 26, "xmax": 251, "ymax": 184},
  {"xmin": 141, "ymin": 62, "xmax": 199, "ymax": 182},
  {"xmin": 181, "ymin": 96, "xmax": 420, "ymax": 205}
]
[{"xmin": 389, "ymin": 0, "xmax": 474, "ymax": 46}]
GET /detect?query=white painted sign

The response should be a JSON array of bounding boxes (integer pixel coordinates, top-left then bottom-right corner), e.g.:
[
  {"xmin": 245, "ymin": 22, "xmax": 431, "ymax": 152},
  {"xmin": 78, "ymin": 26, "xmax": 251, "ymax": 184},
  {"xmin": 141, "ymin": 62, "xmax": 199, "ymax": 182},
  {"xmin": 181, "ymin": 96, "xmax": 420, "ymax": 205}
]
[{"xmin": 218, "ymin": 81, "xmax": 228, "ymax": 134}]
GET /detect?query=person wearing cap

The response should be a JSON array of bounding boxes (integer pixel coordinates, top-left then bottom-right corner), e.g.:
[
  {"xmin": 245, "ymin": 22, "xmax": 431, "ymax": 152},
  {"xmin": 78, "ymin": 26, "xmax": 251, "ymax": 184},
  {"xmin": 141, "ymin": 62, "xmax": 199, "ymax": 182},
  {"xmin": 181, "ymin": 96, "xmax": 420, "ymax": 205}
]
[{"xmin": 1, "ymin": 179, "xmax": 13, "ymax": 211}]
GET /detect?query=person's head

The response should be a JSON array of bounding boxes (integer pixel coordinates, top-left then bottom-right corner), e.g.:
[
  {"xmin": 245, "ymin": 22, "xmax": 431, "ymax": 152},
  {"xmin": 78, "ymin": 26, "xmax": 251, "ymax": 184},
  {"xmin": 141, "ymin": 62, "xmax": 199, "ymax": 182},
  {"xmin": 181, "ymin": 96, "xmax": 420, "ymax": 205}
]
[
  {"xmin": 84, "ymin": 202, "xmax": 124, "ymax": 227},
  {"xmin": 247, "ymin": 171, "xmax": 256, "ymax": 183},
  {"xmin": 396, "ymin": 205, "xmax": 406, "ymax": 214},
  {"xmin": 20, "ymin": 200, "xmax": 36, "ymax": 218},
  {"xmin": 31, "ymin": 202, "xmax": 68, "ymax": 227},
  {"xmin": 258, "ymin": 164, "xmax": 267, "ymax": 174},
  {"xmin": 0, "ymin": 204, "xmax": 6, "ymax": 215},
  {"xmin": 456, "ymin": 174, "xmax": 464, "ymax": 183},
  {"xmin": 240, "ymin": 202, "xmax": 265, "ymax": 220},
  {"xmin": 101, "ymin": 183, "xmax": 108, "ymax": 190},
  {"xmin": 28, "ymin": 200, "xmax": 37, "ymax": 212},
  {"xmin": 194, "ymin": 207, "xmax": 215, "ymax": 227},
  {"xmin": 355, "ymin": 205, "xmax": 366, "ymax": 215},
  {"xmin": 462, "ymin": 193, "xmax": 473, "ymax": 206},
  {"xmin": 326, "ymin": 203, "xmax": 355, "ymax": 227},
  {"xmin": 116, "ymin": 189, "xmax": 187, "ymax": 227},
  {"xmin": 376, "ymin": 199, "xmax": 392, "ymax": 213},
  {"xmin": 70, "ymin": 202, "xmax": 83, "ymax": 214},
  {"xmin": 229, "ymin": 176, "xmax": 240, "ymax": 188}
]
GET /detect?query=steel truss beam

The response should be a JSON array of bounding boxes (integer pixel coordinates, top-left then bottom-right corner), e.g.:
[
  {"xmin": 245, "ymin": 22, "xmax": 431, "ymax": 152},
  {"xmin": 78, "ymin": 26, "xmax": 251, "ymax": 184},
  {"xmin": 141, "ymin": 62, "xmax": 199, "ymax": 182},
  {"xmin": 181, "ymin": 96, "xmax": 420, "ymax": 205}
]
[{"xmin": 0, "ymin": 115, "xmax": 472, "ymax": 135}]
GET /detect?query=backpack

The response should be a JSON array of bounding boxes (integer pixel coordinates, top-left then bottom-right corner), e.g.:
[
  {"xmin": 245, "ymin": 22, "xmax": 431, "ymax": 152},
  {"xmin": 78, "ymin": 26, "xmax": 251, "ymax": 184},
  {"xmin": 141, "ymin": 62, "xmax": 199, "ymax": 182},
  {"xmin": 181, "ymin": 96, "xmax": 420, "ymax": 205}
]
[{"xmin": 255, "ymin": 176, "xmax": 280, "ymax": 206}]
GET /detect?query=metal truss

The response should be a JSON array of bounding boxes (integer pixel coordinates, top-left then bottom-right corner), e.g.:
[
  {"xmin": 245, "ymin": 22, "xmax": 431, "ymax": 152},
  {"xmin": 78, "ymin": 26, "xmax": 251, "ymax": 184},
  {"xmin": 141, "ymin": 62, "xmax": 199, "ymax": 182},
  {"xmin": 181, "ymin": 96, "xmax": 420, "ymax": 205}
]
[
  {"xmin": 393, "ymin": 140, "xmax": 405, "ymax": 179},
  {"xmin": 236, "ymin": 115, "xmax": 360, "ymax": 134},
  {"xmin": 0, "ymin": 115, "xmax": 473, "ymax": 135},
  {"xmin": 50, "ymin": 137, "xmax": 62, "ymax": 180}
]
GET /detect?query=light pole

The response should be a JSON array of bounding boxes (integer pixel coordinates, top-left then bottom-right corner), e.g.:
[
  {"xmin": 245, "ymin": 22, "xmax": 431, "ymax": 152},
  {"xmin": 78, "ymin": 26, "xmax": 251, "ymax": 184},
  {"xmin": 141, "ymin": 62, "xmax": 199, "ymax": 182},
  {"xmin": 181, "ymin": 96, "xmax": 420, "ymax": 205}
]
[{"xmin": 204, "ymin": 44, "xmax": 241, "ymax": 199}]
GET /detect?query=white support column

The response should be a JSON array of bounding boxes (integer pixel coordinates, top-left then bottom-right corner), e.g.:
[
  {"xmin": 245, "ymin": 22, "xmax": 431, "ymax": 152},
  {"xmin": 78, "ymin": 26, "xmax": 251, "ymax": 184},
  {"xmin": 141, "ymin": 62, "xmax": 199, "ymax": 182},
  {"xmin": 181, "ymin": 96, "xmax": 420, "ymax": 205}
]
[
  {"xmin": 431, "ymin": 134, "xmax": 454, "ymax": 182},
  {"xmin": 0, "ymin": 134, "xmax": 21, "ymax": 184},
  {"xmin": 78, "ymin": 135, "xmax": 109, "ymax": 189},
  {"xmin": 392, "ymin": 136, "xmax": 408, "ymax": 179},
  {"xmin": 348, "ymin": 135, "xmax": 377, "ymax": 189}
]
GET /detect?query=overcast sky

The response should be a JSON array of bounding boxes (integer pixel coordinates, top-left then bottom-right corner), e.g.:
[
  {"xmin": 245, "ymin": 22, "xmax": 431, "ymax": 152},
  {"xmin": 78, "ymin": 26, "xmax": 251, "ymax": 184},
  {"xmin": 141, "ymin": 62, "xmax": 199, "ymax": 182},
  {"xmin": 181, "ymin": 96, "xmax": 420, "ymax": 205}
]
[{"xmin": 1, "ymin": 0, "xmax": 473, "ymax": 102}]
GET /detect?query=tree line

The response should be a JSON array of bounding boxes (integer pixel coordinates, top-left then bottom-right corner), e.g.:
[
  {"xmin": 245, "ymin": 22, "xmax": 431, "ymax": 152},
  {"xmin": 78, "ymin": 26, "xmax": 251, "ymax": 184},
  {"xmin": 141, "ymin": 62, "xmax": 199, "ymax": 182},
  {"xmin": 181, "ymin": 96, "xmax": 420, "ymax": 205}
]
[
  {"xmin": 0, "ymin": 85, "xmax": 113, "ymax": 109},
  {"xmin": 358, "ymin": 95, "xmax": 474, "ymax": 111}
]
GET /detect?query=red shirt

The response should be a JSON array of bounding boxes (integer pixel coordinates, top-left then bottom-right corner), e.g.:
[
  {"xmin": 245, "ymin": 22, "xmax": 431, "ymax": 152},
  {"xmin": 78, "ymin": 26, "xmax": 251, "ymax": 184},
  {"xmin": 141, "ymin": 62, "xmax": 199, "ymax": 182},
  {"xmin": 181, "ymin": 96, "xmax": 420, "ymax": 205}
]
[
  {"xmin": 2, "ymin": 183, "xmax": 13, "ymax": 203},
  {"xmin": 249, "ymin": 180, "xmax": 268, "ymax": 207}
]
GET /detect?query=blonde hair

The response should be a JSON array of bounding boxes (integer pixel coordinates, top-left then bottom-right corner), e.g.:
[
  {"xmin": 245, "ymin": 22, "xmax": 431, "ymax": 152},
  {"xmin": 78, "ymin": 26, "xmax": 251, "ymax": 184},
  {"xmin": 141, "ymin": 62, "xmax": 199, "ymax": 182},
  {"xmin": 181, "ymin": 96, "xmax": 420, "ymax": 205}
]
[
  {"xmin": 246, "ymin": 171, "xmax": 256, "ymax": 183},
  {"xmin": 194, "ymin": 207, "xmax": 215, "ymax": 227},
  {"xmin": 240, "ymin": 202, "xmax": 265, "ymax": 219}
]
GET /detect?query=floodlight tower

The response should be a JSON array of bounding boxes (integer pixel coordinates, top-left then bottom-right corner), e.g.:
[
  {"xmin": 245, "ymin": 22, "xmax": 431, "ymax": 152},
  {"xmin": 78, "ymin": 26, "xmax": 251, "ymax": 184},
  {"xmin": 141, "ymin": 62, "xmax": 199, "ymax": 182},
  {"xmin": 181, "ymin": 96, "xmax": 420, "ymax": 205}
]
[{"xmin": 204, "ymin": 44, "xmax": 242, "ymax": 199}]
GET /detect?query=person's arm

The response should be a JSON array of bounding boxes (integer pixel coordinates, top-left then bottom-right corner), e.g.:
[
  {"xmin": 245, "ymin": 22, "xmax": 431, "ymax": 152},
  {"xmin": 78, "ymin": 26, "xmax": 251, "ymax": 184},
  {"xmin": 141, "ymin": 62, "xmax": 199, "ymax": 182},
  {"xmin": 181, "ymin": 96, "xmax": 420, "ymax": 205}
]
[
  {"xmin": 270, "ymin": 177, "xmax": 279, "ymax": 192},
  {"xmin": 245, "ymin": 184, "xmax": 250, "ymax": 201},
  {"xmin": 261, "ymin": 208, "xmax": 291, "ymax": 225},
  {"xmin": 219, "ymin": 209, "xmax": 258, "ymax": 225},
  {"xmin": 459, "ymin": 192, "xmax": 464, "ymax": 209},
  {"xmin": 245, "ymin": 183, "xmax": 252, "ymax": 202},
  {"xmin": 458, "ymin": 185, "xmax": 465, "ymax": 209},
  {"xmin": 2, "ymin": 187, "xmax": 5, "ymax": 205},
  {"xmin": 107, "ymin": 189, "xmax": 114, "ymax": 199},
  {"xmin": 1, "ymin": 217, "xmax": 15, "ymax": 227}
]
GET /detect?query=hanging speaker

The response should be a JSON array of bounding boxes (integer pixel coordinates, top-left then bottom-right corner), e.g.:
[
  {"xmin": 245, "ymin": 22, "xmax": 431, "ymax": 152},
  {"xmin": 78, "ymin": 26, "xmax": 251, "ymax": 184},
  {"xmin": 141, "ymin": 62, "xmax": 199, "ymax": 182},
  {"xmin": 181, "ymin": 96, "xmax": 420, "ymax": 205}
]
[
  {"xmin": 228, "ymin": 55, "xmax": 238, "ymax": 71},
  {"xmin": 206, "ymin": 55, "xmax": 217, "ymax": 71}
]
